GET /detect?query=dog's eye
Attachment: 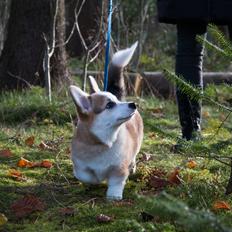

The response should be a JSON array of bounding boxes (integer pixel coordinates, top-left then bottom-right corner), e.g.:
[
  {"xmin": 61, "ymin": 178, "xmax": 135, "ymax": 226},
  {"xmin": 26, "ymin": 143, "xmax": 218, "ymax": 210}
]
[{"xmin": 106, "ymin": 101, "xmax": 116, "ymax": 109}]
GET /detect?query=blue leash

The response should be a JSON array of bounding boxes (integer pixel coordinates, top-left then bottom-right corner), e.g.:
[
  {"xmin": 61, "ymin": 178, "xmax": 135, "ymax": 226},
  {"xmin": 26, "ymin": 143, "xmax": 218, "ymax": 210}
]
[{"xmin": 103, "ymin": 0, "xmax": 113, "ymax": 91}]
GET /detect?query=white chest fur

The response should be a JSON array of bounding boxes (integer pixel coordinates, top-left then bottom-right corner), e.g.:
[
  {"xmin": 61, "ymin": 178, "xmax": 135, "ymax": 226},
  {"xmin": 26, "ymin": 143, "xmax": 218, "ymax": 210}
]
[{"xmin": 71, "ymin": 133, "xmax": 125, "ymax": 184}]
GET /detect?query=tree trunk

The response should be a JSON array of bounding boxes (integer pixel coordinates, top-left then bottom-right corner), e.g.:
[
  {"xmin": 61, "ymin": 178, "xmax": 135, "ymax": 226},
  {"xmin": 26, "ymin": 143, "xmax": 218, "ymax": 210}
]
[
  {"xmin": 51, "ymin": 0, "xmax": 70, "ymax": 87},
  {"xmin": 0, "ymin": 0, "xmax": 55, "ymax": 90},
  {"xmin": 0, "ymin": 0, "xmax": 11, "ymax": 57}
]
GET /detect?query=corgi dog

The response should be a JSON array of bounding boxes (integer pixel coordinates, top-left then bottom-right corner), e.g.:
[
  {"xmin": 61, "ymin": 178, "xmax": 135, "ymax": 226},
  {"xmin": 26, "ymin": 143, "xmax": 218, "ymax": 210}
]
[{"xmin": 69, "ymin": 42, "xmax": 143, "ymax": 200}]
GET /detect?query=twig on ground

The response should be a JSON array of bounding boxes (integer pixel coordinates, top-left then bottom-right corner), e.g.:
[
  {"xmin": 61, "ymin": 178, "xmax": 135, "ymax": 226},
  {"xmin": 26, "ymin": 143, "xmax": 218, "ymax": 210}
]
[
  {"xmin": 55, "ymin": 151, "xmax": 70, "ymax": 185},
  {"xmin": 50, "ymin": 191, "xmax": 66, "ymax": 207},
  {"xmin": 82, "ymin": 198, "xmax": 97, "ymax": 208}
]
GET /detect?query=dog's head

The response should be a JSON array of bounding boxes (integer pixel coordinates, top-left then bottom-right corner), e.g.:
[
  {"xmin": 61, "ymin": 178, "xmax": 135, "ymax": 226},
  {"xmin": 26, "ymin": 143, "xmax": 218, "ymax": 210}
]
[{"xmin": 69, "ymin": 76, "xmax": 136, "ymax": 145}]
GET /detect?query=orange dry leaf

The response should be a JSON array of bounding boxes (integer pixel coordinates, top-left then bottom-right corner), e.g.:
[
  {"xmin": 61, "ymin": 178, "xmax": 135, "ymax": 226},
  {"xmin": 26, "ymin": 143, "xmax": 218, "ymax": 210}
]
[
  {"xmin": 17, "ymin": 157, "xmax": 33, "ymax": 167},
  {"xmin": 17, "ymin": 157, "xmax": 52, "ymax": 169},
  {"xmin": 8, "ymin": 169, "xmax": 25, "ymax": 181},
  {"xmin": 11, "ymin": 195, "xmax": 45, "ymax": 218},
  {"xmin": 186, "ymin": 160, "xmax": 197, "ymax": 169},
  {"xmin": 25, "ymin": 136, "xmax": 35, "ymax": 147},
  {"xmin": 213, "ymin": 201, "xmax": 231, "ymax": 211},
  {"xmin": 0, "ymin": 149, "xmax": 13, "ymax": 158},
  {"xmin": 40, "ymin": 160, "xmax": 53, "ymax": 168},
  {"xmin": 168, "ymin": 168, "xmax": 181, "ymax": 185}
]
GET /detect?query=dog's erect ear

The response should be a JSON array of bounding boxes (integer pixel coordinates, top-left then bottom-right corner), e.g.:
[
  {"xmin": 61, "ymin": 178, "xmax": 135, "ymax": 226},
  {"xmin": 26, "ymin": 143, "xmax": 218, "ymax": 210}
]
[
  {"xmin": 88, "ymin": 76, "xmax": 100, "ymax": 94},
  {"xmin": 69, "ymin": 85, "xmax": 91, "ymax": 115}
]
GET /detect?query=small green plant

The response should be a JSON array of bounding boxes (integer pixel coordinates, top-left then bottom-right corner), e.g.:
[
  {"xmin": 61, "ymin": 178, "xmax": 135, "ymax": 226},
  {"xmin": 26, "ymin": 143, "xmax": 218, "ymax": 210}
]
[{"xmin": 139, "ymin": 192, "xmax": 232, "ymax": 232}]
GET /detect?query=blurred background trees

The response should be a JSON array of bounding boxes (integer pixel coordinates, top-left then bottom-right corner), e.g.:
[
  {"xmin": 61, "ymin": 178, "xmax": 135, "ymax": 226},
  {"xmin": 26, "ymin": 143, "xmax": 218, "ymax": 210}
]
[
  {"xmin": 0, "ymin": 0, "xmax": 105, "ymax": 90},
  {"xmin": 0, "ymin": 0, "xmax": 57, "ymax": 89},
  {"xmin": 0, "ymin": 0, "xmax": 231, "ymax": 92}
]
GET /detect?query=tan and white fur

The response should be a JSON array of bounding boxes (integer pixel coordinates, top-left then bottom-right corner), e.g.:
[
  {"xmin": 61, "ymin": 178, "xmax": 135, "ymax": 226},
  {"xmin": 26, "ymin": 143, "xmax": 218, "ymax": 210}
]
[{"xmin": 69, "ymin": 42, "xmax": 143, "ymax": 200}]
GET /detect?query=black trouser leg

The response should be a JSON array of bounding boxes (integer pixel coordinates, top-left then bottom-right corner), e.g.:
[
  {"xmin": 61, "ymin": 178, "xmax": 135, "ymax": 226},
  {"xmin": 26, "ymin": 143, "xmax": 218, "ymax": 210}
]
[
  {"xmin": 175, "ymin": 23, "xmax": 207, "ymax": 140},
  {"xmin": 228, "ymin": 24, "xmax": 232, "ymax": 41}
]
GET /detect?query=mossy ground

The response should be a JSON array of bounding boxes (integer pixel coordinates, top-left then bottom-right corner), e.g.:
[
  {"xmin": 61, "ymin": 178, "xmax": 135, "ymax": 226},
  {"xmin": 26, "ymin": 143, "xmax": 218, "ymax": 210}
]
[{"xmin": 0, "ymin": 86, "xmax": 232, "ymax": 232}]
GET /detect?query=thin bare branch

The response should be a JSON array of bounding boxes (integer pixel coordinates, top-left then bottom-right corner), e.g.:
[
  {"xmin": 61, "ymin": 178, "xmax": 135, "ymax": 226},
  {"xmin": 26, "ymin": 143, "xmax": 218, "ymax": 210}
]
[
  {"xmin": 49, "ymin": 0, "xmax": 59, "ymax": 56},
  {"xmin": 89, "ymin": 45, "xmax": 104, "ymax": 63},
  {"xmin": 55, "ymin": 18, "xmax": 76, "ymax": 48},
  {"xmin": 74, "ymin": 0, "xmax": 88, "ymax": 51},
  {"xmin": 43, "ymin": 0, "xmax": 58, "ymax": 102}
]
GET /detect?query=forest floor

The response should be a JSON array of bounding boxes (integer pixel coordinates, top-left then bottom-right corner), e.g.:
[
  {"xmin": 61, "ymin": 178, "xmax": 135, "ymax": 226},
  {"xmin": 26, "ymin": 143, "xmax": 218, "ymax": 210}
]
[{"xmin": 0, "ymin": 85, "xmax": 232, "ymax": 232}]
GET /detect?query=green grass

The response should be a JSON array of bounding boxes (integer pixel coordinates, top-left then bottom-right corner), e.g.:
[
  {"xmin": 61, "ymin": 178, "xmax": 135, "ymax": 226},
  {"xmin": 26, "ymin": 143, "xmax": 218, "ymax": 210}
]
[{"xmin": 0, "ymin": 86, "xmax": 232, "ymax": 231}]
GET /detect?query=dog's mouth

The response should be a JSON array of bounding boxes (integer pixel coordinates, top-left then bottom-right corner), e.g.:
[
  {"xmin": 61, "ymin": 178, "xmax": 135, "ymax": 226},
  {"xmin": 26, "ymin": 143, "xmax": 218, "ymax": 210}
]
[{"xmin": 117, "ymin": 112, "xmax": 135, "ymax": 121}]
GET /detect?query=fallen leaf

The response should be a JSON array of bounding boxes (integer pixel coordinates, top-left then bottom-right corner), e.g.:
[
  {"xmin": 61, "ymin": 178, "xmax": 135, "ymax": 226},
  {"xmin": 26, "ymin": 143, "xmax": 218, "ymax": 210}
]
[
  {"xmin": 0, "ymin": 213, "xmax": 8, "ymax": 226},
  {"xmin": 8, "ymin": 169, "xmax": 25, "ymax": 181},
  {"xmin": 17, "ymin": 157, "xmax": 33, "ymax": 168},
  {"xmin": 186, "ymin": 160, "xmax": 197, "ymax": 169},
  {"xmin": 148, "ymin": 168, "xmax": 168, "ymax": 190},
  {"xmin": 150, "ymin": 176, "xmax": 169, "ymax": 189},
  {"xmin": 38, "ymin": 141, "xmax": 54, "ymax": 151},
  {"xmin": 113, "ymin": 200, "xmax": 134, "ymax": 207},
  {"xmin": 168, "ymin": 168, "xmax": 182, "ymax": 185},
  {"xmin": 0, "ymin": 149, "xmax": 13, "ymax": 158},
  {"xmin": 213, "ymin": 201, "xmax": 231, "ymax": 211},
  {"xmin": 152, "ymin": 107, "xmax": 163, "ymax": 114},
  {"xmin": 150, "ymin": 107, "xmax": 164, "ymax": 118},
  {"xmin": 59, "ymin": 207, "xmax": 75, "ymax": 216},
  {"xmin": 38, "ymin": 141, "xmax": 49, "ymax": 150},
  {"xmin": 17, "ymin": 158, "xmax": 52, "ymax": 169},
  {"xmin": 11, "ymin": 195, "xmax": 45, "ymax": 218},
  {"xmin": 40, "ymin": 160, "xmax": 53, "ymax": 168},
  {"xmin": 150, "ymin": 168, "xmax": 167, "ymax": 178},
  {"xmin": 96, "ymin": 214, "xmax": 113, "ymax": 223},
  {"xmin": 25, "ymin": 136, "xmax": 35, "ymax": 147}
]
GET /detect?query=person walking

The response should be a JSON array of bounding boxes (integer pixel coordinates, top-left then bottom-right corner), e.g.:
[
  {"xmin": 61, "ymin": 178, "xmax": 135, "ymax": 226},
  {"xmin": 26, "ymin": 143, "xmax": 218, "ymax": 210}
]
[{"xmin": 157, "ymin": 0, "xmax": 232, "ymax": 141}]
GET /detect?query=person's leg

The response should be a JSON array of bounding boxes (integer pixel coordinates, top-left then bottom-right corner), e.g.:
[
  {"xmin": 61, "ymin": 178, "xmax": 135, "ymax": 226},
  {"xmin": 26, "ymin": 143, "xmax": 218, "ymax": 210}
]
[
  {"xmin": 175, "ymin": 23, "xmax": 207, "ymax": 140},
  {"xmin": 227, "ymin": 24, "xmax": 232, "ymax": 41}
]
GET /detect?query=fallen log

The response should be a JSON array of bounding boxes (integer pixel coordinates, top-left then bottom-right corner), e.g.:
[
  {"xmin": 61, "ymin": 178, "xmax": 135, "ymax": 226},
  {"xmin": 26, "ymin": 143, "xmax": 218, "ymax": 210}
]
[{"xmin": 71, "ymin": 70, "xmax": 232, "ymax": 98}]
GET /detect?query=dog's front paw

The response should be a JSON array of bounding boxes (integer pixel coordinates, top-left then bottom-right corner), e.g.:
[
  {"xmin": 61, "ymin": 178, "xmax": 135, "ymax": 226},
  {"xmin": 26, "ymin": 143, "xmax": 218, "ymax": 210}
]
[{"xmin": 106, "ymin": 195, "xmax": 122, "ymax": 201}]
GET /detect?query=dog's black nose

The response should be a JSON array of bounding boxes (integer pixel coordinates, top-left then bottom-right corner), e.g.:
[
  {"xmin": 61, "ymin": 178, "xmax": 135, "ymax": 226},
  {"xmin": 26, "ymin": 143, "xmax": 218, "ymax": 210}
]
[{"xmin": 128, "ymin": 102, "xmax": 136, "ymax": 109}]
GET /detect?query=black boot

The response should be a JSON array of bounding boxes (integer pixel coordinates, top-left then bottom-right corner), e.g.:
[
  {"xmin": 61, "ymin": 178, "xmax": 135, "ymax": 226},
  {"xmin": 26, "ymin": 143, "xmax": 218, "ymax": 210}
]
[
  {"xmin": 172, "ymin": 92, "xmax": 202, "ymax": 153},
  {"xmin": 177, "ymin": 91, "xmax": 202, "ymax": 141}
]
